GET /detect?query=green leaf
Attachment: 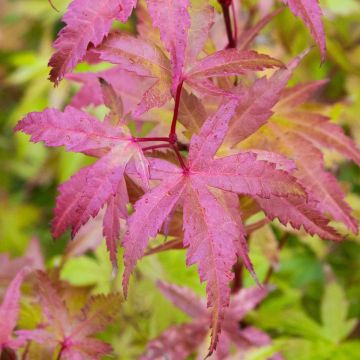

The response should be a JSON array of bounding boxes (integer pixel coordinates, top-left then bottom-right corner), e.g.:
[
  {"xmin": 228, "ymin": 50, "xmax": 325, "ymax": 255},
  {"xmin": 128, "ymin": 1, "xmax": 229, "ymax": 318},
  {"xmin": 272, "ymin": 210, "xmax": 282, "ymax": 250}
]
[{"xmin": 321, "ymin": 281, "xmax": 357, "ymax": 343}]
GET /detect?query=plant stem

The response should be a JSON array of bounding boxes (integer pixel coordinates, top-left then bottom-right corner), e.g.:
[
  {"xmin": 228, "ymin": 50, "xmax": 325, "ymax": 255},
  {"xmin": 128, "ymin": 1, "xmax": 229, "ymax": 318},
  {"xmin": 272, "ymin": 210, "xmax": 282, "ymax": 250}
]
[
  {"xmin": 172, "ymin": 145, "xmax": 188, "ymax": 170},
  {"xmin": 170, "ymin": 81, "xmax": 184, "ymax": 136},
  {"xmin": 231, "ymin": 0, "xmax": 238, "ymax": 46},
  {"xmin": 219, "ymin": 0, "xmax": 236, "ymax": 48},
  {"xmin": 135, "ymin": 137, "xmax": 172, "ymax": 143}
]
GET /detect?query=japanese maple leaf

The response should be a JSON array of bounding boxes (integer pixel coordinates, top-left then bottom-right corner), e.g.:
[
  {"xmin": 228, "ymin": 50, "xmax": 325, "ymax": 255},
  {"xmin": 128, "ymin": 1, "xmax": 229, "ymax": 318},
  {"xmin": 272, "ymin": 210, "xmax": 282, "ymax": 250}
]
[
  {"xmin": 15, "ymin": 101, "xmax": 148, "ymax": 268},
  {"xmin": 282, "ymin": 0, "xmax": 326, "ymax": 60},
  {"xmin": 48, "ymin": 0, "xmax": 137, "ymax": 83},
  {"xmin": 0, "ymin": 267, "xmax": 30, "ymax": 352},
  {"xmin": 0, "ymin": 238, "xmax": 44, "ymax": 299},
  {"xmin": 224, "ymin": 51, "xmax": 359, "ymax": 234},
  {"xmin": 96, "ymin": 1, "xmax": 283, "ymax": 115},
  {"xmin": 141, "ymin": 281, "xmax": 282, "ymax": 359},
  {"xmin": 122, "ymin": 98, "xmax": 313, "ymax": 353},
  {"xmin": 17, "ymin": 271, "xmax": 121, "ymax": 360},
  {"xmin": 67, "ymin": 67, "xmax": 154, "ymax": 116}
]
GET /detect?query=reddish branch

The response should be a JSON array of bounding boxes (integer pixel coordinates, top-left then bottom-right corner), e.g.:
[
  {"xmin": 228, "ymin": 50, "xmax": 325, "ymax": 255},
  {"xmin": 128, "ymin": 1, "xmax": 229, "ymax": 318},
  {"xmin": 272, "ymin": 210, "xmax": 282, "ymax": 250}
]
[
  {"xmin": 134, "ymin": 80, "xmax": 187, "ymax": 170},
  {"xmin": 218, "ymin": 0, "xmax": 237, "ymax": 48},
  {"xmin": 135, "ymin": 137, "xmax": 173, "ymax": 143}
]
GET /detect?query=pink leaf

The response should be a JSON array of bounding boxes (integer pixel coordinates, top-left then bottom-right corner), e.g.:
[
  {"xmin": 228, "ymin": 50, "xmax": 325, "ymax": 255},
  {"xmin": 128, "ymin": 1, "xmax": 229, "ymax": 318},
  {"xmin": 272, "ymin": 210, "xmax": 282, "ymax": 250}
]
[
  {"xmin": 199, "ymin": 152, "xmax": 305, "ymax": 199},
  {"xmin": 278, "ymin": 111, "xmax": 360, "ymax": 166},
  {"xmin": 16, "ymin": 106, "xmax": 149, "ymax": 247},
  {"xmin": 186, "ymin": 49, "xmax": 284, "ymax": 79},
  {"xmin": 227, "ymin": 287, "xmax": 268, "ymax": 322},
  {"xmin": 183, "ymin": 178, "xmax": 244, "ymax": 353},
  {"xmin": 62, "ymin": 339, "xmax": 112, "ymax": 360},
  {"xmin": 257, "ymin": 195, "xmax": 342, "ymax": 240},
  {"xmin": 99, "ymin": 77, "xmax": 124, "ymax": 125},
  {"xmin": 269, "ymin": 128, "xmax": 358, "ymax": 233},
  {"xmin": 49, "ymin": 0, "xmax": 137, "ymax": 83},
  {"xmin": 67, "ymin": 67, "xmax": 154, "ymax": 114},
  {"xmin": 15, "ymin": 106, "xmax": 127, "ymax": 155},
  {"xmin": 225, "ymin": 51, "xmax": 308, "ymax": 146},
  {"xmin": 26, "ymin": 237, "xmax": 45, "ymax": 270},
  {"xmin": 185, "ymin": 0, "xmax": 214, "ymax": 67},
  {"xmin": 189, "ymin": 99, "xmax": 239, "ymax": 167},
  {"xmin": 142, "ymin": 283, "xmax": 274, "ymax": 359},
  {"xmin": 283, "ymin": 0, "xmax": 326, "ymax": 60},
  {"xmin": 275, "ymin": 79, "xmax": 328, "ymax": 109},
  {"xmin": 178, "ymin": 90, "xmax": 207, "ymax": 134},
  {"xmin": 146, "ymin": 0, "xmax": 191, "ymax": 93},
  {"xmin": 0, "ymin": 268, "xmax": 30, "ymax": 350},
  {"xmin": 103, "ymin": 178, "xmax": 129, "ymax": 269},
  {"xmin": 122, "ymin": 176, "xmax": 187, "ymax": 295},
  {"xmin": 157, "ymin": 281, "xmax": 207, "ymax": 318},
  {"xmin": 53, "ymin": 143, "xmax": 135, "ymax": 239},
  {"xmin": 141, "ymin": 322, "xmax": 207, "ymax": 360},
  {"xmin": 97, "ymin": 33, "xmax": 172, "ymax": 115},
  {"xmin": 18, "ymin": 273, "xmax": 120, "ymax": 359},
  {"xmin": 124, "ymin": 100, "xmax": 311, "ymax": 354}
]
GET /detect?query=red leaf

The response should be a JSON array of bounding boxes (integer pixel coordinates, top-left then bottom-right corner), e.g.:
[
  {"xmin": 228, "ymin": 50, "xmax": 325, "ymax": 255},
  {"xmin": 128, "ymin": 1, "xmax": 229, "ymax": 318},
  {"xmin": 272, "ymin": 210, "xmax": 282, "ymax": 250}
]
[
  {"xmin": 17, "ymin": 272, "xmax": 121, "ymax": 360},
  {"xmin": 283, "ymin": 0, "xmax": 326, "ymax": 60},
  {"xmin": 146, "ymin": 0, "xmax": 191, "ymax": 93},
  {"xmin": 16, "ymin": 106, "xmax": 149, "ymax": 267},
  {"xmin": 0, "ymin": 268, "xmax": 30, "ymax": 351},
  {"xmin": 124, "ymin": 99, "xmax": 308, "ymax": 353},
  {"xmin": 48, "ymin": 0, "xmax": 136, "ymax": 83}
]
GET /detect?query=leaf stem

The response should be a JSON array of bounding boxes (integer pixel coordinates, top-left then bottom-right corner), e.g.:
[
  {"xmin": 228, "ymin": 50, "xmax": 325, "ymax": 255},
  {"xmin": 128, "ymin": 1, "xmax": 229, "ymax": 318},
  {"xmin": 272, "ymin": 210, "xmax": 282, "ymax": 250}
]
[
  {"xmin": 231, "ymin": 0, "xmax": 238, "ymax": 45},
  {"xmin": 135, "ymin": 137, "xmax": 172, "ymax": 143},
  {"xmin": 170, "ymin": 81, "xmax": 184, "ymax": 136},
  {"xmin": 172, "ymin": 144, "xmax": 188, "ymax": 171},
  {"xmin": 219, "ymin": 0, "xmax": 236, "ymax": 48}
]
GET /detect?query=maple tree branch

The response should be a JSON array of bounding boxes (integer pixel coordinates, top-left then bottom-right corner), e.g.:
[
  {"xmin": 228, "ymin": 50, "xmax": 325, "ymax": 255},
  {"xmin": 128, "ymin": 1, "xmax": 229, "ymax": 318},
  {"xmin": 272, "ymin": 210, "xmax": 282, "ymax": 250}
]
[
  {"xmin": 170, "ymin": 81, "xmax": 184, "ymax": 137},
  {"xmin": 172, "ymin": 144, "xmax": 188, "ymax": 170},
  {"xmin": 231, "ymin": 0, "xmax": 238, "ymax": 45},
  {"xmin": 263, "ymin": 233, "xmax": 290, "ymax": 285},
  {"xmin": 219, "ymin": 0, "xmax": 236, "ymax": 48},
  {"xmin": 135, "ymin": 137, "xmax": 172, "ymax": 143}
]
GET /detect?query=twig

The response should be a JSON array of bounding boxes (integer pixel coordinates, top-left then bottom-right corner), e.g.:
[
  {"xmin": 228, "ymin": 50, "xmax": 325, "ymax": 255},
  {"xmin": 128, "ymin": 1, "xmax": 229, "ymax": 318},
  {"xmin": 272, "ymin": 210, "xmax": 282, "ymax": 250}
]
[{"xmin": 219, "ymin": 0, "xmax": 236, "ymax": 48}]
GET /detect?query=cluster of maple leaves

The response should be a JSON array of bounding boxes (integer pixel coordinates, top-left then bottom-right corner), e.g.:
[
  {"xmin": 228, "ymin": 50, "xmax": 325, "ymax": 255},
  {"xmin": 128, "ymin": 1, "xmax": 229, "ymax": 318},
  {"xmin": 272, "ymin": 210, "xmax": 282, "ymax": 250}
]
[
  {"xmin": 0, "ymin": 243, "xmax": 122, "ymax": 359},
  {"xmin": 9, "ymin": 0, "xmax": 360, "ymax": 358}
]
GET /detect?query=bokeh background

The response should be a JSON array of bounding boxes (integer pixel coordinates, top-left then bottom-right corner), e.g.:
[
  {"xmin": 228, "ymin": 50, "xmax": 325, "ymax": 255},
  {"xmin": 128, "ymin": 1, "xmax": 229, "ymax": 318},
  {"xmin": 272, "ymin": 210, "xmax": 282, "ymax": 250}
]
[{"xmin": 1, "ymin": 0, "xmax": 360, "ymax": 359}]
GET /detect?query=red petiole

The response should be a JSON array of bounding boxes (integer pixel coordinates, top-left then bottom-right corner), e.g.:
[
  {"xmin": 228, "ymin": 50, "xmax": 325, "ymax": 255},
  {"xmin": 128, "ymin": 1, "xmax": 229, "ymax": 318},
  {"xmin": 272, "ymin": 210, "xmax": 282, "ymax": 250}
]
[
  {"xmin": 134, "ymin": 80, "xmax": 187, "ymax": 170},
  {"xmin": 218, "ymin": 0, "xmax": 236, "ymax": 49}
]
